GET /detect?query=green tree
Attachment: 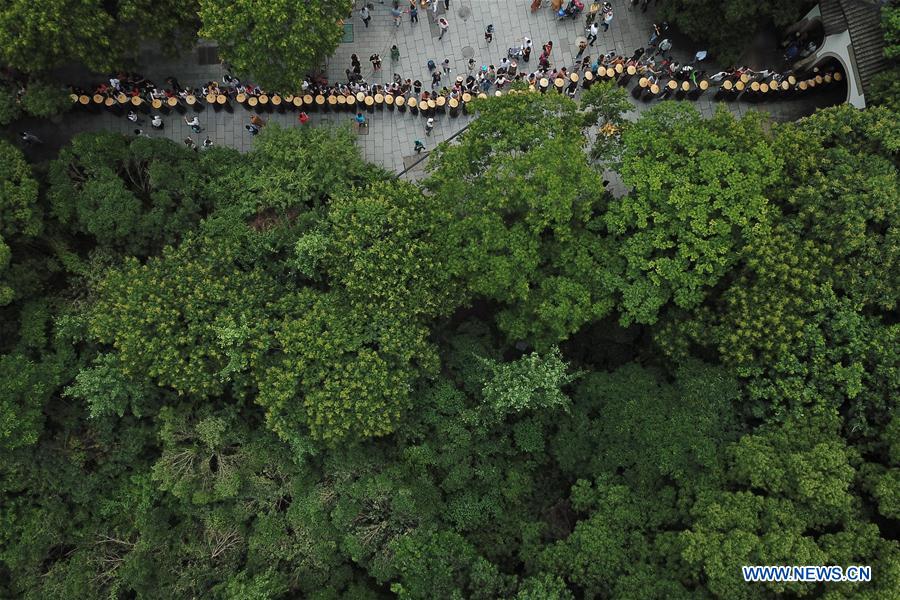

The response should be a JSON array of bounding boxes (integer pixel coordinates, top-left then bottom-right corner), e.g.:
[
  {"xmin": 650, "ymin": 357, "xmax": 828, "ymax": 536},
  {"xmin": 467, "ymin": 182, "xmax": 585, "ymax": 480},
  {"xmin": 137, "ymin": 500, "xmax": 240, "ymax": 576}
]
[
  {"xmin": 426, "ymin": 92, "xmax": 617, "ymax": 348},
  {"xmin": 0, "ymin": 140, "xmax": 41, "ymax": 306},
  {"xmin": 0, "ymin": 84, "xmax": 21, "ymax": 126},
  {"xmin": 389, "ymin": 529, "xmax": 513, "ymax": 599},
  {"xmin": 0, "ymin": 0, "xmax": 197, "ymax": 73},
  {"xmin": 48, "ymin": 133, "xmax": 210, "ymax": 256},
  {"xmin": 660, "ymin": 0, "xmax": 808, "ymax": 65},
  {"xmin": 480, "ymin": 348, "xmax": 575, "ymax": 417},
  {"xmin": 609, "ymin": 103, "xmax": 780, "ymax": 326},
  {"xmin": 579, "ymin": 80, "xmax": 631, "ymax": 161},
  {"xmin": 19, "ymin": 80, "xmax": 71, "ymax": 119},
  {"xmin": 87, "ymin": 234, "xmax": 280, "ymax": 399},
  {"xmin": 198, "ymin": 0, "xmax": 352, "ymax": 90}
]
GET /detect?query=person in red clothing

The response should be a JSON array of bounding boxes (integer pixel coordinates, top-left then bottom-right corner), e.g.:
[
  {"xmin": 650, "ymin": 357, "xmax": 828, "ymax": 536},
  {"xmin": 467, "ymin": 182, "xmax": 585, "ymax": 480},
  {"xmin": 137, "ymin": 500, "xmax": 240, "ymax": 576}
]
[{"xmin": 298, "ymin": 111, "xmax": 310, "ymax": 125}]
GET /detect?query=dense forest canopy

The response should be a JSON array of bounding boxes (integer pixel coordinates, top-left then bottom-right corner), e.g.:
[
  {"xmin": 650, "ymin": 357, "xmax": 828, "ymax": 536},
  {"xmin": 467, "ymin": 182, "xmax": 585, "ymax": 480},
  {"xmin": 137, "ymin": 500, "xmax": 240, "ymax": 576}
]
[{"xmin": 0, "ymin": 89, "xmax": 897, "ymax": 598}]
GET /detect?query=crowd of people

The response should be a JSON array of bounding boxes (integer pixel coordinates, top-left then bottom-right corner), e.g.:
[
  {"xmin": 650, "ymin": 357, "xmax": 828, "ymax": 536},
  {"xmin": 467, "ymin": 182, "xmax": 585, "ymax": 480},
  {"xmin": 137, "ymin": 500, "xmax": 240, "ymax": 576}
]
[{"xmin": 62, "ymin": 2, "xmax": 841, "ymax": 149}]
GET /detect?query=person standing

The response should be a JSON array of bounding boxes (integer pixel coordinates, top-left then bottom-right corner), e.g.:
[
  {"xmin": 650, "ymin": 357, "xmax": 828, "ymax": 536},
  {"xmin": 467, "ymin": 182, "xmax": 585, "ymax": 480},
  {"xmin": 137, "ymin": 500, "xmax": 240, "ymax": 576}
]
[
  {"xmin": 203, "ymin": 136, "xmax": 214, "ymax": 149},
  {"xmin": 410, "ymin": 3, "xmax": 418, "ymax": 22},
  {"xmin": 360, "ymin": 5, "xmax": 371, "ymax": 27},
  {"xmin": 431, "ymin": 70, "xmax": 442, "ymax": 88},
  {"xmin": 298, "ymin": 111, "xmax": 310, "ymax": 124},
  {"xmin": 391, "ymin": 5, "xmax": 402, "ymax": 26},
  {"xmin": 438, "ymin": 17, "xmax": 449, "ymax": 40},
  {"xmin": 414, "ymin": 139, "xmax": 426, "ymax": 153},
  {"xmin": 425, "ymin": 117, "xmax": 435, "ymax": 135},
  {"xmin": 467, "ymin": 58, "xmax": 476, "ymax": 72},
  {"xmin": 485, "ymin": 24, "xmax": 494, "ymax": 44},
  {"xmin": 443, "ymin": 0, "xmax": 450, "ymax": 9},
  {"xmin": 370, "ymin": 53, "xmax": 382, "ymax": 71},
  {"xmin": 151, "ymin": 114, "xmax": 163, "ymax": 129},
  {"xmin": 586, "ymin": 23, "xmax": 598, "ymax": 46},
  {"xmin": 442, "ymin": 58, "xmax": 452, "ymax": 74},
  {"xmin": 391, "ymin": 45, "xmax": 401, "ymax": 61},
  {"xmin": 656, "ymin": 38, "xmax": 672, "ymax": 57}
]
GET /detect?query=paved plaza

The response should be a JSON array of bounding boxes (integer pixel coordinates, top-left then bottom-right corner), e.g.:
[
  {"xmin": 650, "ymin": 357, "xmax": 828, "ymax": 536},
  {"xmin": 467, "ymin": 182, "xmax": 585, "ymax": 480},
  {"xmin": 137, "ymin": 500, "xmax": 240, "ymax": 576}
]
[{"xmin": 19, "ymin": 1, "xmax": 829, "ymax": 177}]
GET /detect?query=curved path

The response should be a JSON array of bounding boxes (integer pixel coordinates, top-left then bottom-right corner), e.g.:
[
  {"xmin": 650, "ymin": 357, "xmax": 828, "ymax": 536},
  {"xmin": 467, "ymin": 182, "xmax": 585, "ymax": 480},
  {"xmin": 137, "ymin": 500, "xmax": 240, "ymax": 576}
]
[{"xmin": 14, "ymin": 1, "xmax": 827, "ymax": 177}]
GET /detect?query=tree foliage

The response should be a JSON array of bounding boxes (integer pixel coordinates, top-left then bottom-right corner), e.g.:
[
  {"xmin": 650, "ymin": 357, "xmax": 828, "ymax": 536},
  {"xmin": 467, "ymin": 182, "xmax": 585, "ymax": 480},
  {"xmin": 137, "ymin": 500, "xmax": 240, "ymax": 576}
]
[
  {"xmin": 660, "ymin": 0, "xmax": 809, "ymax": 65},
  {"xmin": 1, "ymin": 99, "xmax": 897, "ymax": 600},
  {"xmin": 198, "ymin": 0, "xmax": 352, "ymax": 90},
  {"xmin": 0, "ymin": 0, "xmax": 197, "ymax": 73}
]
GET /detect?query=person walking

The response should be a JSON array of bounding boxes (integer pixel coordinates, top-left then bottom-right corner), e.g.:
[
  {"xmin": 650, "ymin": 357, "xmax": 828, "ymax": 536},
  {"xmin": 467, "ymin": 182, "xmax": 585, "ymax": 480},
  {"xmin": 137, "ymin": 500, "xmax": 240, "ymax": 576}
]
[
  {"xmin": 575, "ymin": 39, "xmax": 588, "ymax": 59},
  {"xmin": 184, "ymin": 115, "xmax": 202, "ymax": 133},
  {"xmin": 360, "ymin": 5, "xmax": 371, "ymax": 27},
  {"xmin": 443, "ymin": 0, "xmax": 449, "ymax": 9},
  {"xmin": 391, "ymin": 45, "xmax": 401, "ymax": 61},
  {"xmin": 370, "ymin": 53, "xmax": 382, "ymax": 71},
  {"xmin": 414, "ymin": 139, "xmax": 426, "ymax": 153},
  {"xmin": 601, "ymin": 4, "xmax": 613, "ymax": 32},
  {"xmin": 19, "ymin": 131, "xmax": 42, "ymax": 145},
  {"xmin": 391, "ymin": 5, "xmax": 402, "ymax": 26},
  {"xmin": 522, "ymin": 38, "xmax": 532, "ymax": 62},
  {"xmin": 438, "ymin": 17, "xmax": 449, "ymax": 40},
  {"xmin": 467, "ymin": 58, "xmax": 476, "ymax": 72},
  {"xmin": 183, "ymin": 137, "xmax": 197, "ymax": 149},
  {"xmin": 355, "ymin": 112, "xmax": 368, "ymax": 130},
  {"xmin": 485, "ymin": 24, "xmax": 494, "ymax": 44},
  {"xmin": 245, "ymin": 123, "xmax": 260, "ymax": 135},
  {"xmin": 250, "ymin": 114, "xmax": 266, "ymax": 128},
  {"xmin": 586, "ymin": 0, "xmax": 601, "ymax": 25},
  {"xmin": 586, "ymin": 23, "xmax": 599, "ymax": 46},
  {"xmin": 442, "ymin": 58, "xmax": 452, "ymax": 74},
  {"xmin": 298, "ymin": 111, "xmax": 310, "ymax": 125},
  {"xmin": 127, "ymin": 110, "xmax": 141, "ymax": 124},
  {"xmin": 648, "ymin": 22, "xmax": 666, "ymax": 46},
  {"xmin": 151, "ymin": 114, "xmax": 163, "ymax": 129},
  {"xmin": 431, "ymin": 70, "xmax": 442, "ymax": 89},
  {"xmin": 203, "ymin": 136, "xmax": 214, "ymax": 149},
  {"xmin": 410, "ymin": 3, "xmax": 418, "ymax": 22},
  {"xmin": 425, "ymin": 117, "xmax": 435, "ymax": 135}
]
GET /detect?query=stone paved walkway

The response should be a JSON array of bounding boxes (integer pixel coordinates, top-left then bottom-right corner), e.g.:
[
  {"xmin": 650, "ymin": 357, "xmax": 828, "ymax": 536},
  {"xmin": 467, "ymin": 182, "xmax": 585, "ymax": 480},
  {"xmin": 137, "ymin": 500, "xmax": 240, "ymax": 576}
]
[{"xmin": 13, "ymin": 0, "xmax": 834, "ymax": 178}]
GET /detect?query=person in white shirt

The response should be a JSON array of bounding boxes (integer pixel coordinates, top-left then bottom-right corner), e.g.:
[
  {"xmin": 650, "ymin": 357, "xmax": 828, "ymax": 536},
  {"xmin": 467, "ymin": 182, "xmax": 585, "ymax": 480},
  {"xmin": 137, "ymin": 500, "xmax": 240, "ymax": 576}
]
[
  {"xmin": 587, "ymin": 23, "xmax": 599, "ymax": 46},
  {"xmin": 151, "ymin": 114, "xmax": 163, "ymax": 129},
  {"xmin": 184, "ymin": 115, "xmax": 202, "ymax": 133}
]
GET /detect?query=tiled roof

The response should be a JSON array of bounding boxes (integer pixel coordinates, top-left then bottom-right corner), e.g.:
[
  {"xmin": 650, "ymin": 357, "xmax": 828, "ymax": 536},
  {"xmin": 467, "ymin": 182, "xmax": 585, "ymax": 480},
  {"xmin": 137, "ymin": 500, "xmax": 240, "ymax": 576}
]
[{"xmin": 820, "ymin": 0, "xmax": 889, "ymax": 96}]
